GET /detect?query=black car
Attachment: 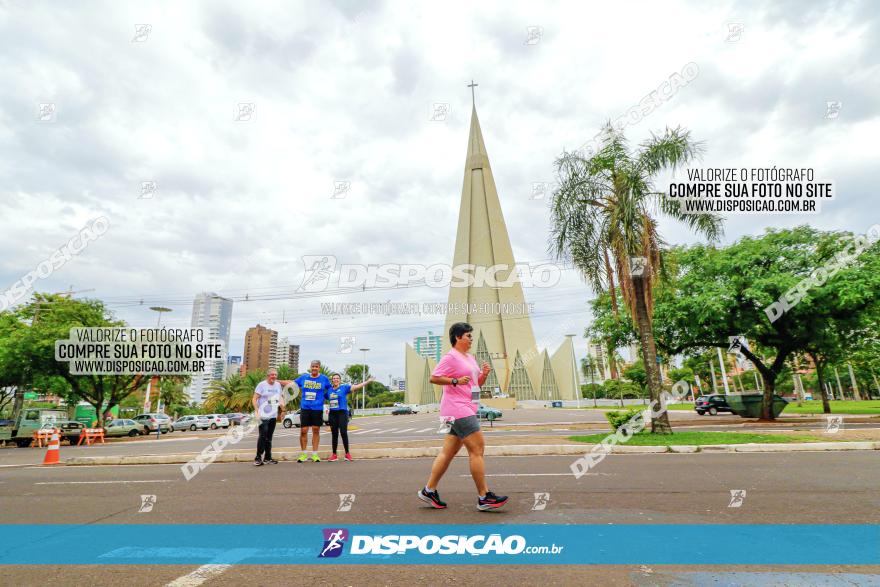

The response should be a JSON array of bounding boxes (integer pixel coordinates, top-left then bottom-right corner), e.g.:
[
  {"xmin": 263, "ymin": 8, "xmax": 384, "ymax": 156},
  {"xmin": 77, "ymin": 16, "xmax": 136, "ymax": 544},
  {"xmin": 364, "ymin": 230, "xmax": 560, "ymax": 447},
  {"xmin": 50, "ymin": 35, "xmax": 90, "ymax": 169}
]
[
  {"xmin": 391, "ymin": 406, "xmax": 415, "ymax": 415},
  {"xmin": 695, "ymin": 395, "xmax": 733, "ymax": 416}
]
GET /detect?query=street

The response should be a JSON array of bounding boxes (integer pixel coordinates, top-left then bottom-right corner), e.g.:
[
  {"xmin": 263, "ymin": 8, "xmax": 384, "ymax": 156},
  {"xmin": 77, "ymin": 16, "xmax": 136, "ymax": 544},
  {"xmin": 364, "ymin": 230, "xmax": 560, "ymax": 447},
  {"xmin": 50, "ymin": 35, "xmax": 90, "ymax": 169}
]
[{"xmin": 1, "ymin": 450, "xmax": 878, "ymax": 585}]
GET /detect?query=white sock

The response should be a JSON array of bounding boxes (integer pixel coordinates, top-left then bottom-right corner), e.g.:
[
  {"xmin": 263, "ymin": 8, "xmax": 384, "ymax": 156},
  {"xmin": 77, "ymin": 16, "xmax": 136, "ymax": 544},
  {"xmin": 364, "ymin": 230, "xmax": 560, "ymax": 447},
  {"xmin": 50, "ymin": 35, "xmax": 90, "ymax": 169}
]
[
  {"xmin": 425, "ymin": 486, "xmax": 435, "ymax": 493},
  {"xmin": 479, "ymin": 494, "xmax": 486, "ymax": 499}
]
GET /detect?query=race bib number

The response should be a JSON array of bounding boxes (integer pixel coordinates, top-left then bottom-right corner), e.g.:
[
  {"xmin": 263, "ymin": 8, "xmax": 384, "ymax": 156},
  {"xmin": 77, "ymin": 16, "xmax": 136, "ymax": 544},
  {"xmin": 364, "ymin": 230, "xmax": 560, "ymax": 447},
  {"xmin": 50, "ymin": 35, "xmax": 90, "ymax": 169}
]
[
  {"xmin": 304, "ymin": 391, "xmax": 317, "ymax": 402},
  {"xmin": 329, "ymin": 399, "xmax": 339, "ymax": 409}
]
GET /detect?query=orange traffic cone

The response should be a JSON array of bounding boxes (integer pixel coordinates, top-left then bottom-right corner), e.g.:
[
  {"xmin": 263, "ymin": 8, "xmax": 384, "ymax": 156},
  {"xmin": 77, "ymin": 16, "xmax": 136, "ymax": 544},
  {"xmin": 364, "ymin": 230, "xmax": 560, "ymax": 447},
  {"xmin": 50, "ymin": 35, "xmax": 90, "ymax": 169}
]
[{"xmin": 42, "ymin": 431, "xmax": 60, "ymax": 465}]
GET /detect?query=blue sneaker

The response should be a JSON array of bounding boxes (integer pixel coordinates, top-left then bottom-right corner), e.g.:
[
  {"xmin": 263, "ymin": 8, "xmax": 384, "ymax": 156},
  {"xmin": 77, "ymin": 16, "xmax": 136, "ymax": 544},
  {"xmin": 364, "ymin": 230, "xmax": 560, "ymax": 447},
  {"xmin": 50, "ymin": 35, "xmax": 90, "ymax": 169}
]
[{"xmin": 478, "ymin": 491, "xmax": 508, "ymax": 511}]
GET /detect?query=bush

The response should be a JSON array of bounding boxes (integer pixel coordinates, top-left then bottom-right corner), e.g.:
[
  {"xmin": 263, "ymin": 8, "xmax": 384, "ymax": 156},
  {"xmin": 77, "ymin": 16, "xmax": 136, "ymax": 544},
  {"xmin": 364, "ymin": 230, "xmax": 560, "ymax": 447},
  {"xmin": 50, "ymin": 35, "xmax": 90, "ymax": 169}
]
[
  {"xmin": 605, "ymin": 407, "xmax": 644, "ymax": 431},
  {"xmin": 581, "ymin": 383, "xmax": 604, "ymax": 398}
]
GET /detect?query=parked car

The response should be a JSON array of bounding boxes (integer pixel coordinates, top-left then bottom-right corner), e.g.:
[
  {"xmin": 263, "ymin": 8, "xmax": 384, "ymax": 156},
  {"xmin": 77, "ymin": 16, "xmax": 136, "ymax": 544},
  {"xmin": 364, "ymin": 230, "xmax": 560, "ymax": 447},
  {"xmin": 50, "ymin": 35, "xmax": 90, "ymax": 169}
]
[
  {"xmin": 281, "ymin": 406, "xmax": 330, "ymax": 428},
  {"xmin": 694, "ymin": 395, "xmax": 734, "ymax": 416},
  {"xmin": 134, "ymin": 413, "xmax": 172, "ymax": 433},
  {"xmin": 41, "ymin": 420, "xmax": 87, "ymax": 445},
  {"xmin": 104, "ymin": 419, "xmax": 145, "ymax": 437},
  {"xmin": 477, "ymin": 404, "xmax": 502, "ymax": 421},
  {"xmin": 225, "ymin": 413, "xmax": 250, "ymax": 426},
  {"xmin": 204, "ymin": 414, "xmax": 230, "ymax": 429},
  {"xmin": 173, "ymin": 415, "xmax": 211, "ymax": 431}
]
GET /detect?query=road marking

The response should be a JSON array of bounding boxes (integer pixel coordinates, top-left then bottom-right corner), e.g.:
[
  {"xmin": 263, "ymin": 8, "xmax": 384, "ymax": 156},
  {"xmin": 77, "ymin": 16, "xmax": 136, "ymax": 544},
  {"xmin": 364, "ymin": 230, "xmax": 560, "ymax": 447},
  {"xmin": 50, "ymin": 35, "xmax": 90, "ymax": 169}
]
[
  {"xmin": 36, "ymin": 480, "xmax": 175, "ymax": 485},
  {"xmin": 351, "ymin": 428, "xmax": 381, "ymax": 435},
  {"xmin": 166, "ymin": 564, "xmax": 231, "ymax": 586},
  {"xmin": 393, "ymin": 428, "xmax": 415, "ymax": 434},
  {"xmin": 416, "ymin": 427, "xmax": 435, "ymax": 433}
]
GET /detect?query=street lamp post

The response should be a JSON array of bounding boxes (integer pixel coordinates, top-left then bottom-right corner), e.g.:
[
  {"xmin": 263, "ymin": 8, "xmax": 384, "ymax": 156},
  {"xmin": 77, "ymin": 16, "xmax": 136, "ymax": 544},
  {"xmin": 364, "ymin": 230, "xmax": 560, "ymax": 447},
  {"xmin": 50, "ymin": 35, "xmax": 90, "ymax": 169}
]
[
  {"xmin": 359, "ymin": 348, "xmax": 370, "ymax": 410},
  {"xmin": 565, "ymin": 334, "xmax": 580, "ymax": 409},
  {"xmin": 146, "ymin": 307, "xmax": 172, "ymax": 436}
]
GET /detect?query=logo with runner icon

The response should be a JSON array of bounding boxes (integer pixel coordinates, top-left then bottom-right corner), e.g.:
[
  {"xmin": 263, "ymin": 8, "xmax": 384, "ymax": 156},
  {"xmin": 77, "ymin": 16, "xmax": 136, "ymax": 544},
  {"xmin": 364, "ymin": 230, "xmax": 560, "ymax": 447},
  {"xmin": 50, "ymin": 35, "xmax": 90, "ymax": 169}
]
[{"xmin": 319, "ymin": 528, "xmax": 349, "ymax": 558}]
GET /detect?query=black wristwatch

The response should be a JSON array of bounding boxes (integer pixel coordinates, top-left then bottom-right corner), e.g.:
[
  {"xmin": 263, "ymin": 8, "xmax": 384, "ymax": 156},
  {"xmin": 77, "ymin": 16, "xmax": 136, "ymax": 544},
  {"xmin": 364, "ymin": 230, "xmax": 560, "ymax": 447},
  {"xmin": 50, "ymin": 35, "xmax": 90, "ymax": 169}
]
[{"xmin": 451, "ymin": 378, "xmax": 459, "ymax": 386}]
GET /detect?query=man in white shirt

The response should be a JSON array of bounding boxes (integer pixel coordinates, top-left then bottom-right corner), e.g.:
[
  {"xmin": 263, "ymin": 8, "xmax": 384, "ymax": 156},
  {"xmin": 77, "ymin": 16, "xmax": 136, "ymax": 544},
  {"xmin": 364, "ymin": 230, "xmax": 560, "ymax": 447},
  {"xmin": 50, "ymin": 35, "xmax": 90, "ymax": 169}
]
[{"xmin": 252, "ymin": 368, "xmax": 285, "ymax": 466}]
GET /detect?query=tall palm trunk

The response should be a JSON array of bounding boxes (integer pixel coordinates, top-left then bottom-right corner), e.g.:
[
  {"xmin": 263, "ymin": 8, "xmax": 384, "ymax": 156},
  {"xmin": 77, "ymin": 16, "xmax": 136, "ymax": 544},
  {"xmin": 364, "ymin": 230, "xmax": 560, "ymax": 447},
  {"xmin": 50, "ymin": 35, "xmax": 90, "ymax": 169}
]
[
  {"xmin": 606, "ymin": 341, "xmax": 619, "ymax": 380},
  {"xmin": 631, "ymin": 275, "xmax": 670, "ymax": 433}
]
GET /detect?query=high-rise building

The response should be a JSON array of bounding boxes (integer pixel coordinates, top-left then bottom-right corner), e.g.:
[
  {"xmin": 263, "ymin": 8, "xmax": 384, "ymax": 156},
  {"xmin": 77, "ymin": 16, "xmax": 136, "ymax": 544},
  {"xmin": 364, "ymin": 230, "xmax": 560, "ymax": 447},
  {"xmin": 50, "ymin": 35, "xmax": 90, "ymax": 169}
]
[
  {"xmin": 186, "ymin": 292, "xmax": 233, "ymax": 403},
  {"xmin": 244, "ymin": 324, "xmax": 277, "ymax": 374},
  {"xmin": 413, "ymin": 331, "xmax": 442, "ymax": 362},
  {"xmin": 585, "ymin": 339, "xmax": 610, "ymax": 382},
  {"xmin": 226, "ymin": 355, "xmax": 243, "ymax": 379},
  {"xmin": 405, "ymin": 103, "xmax": 578, "ymax": 404},
  {"xmin": 274, "ymin": 338, "xmax": 300, "ymax": 373}
]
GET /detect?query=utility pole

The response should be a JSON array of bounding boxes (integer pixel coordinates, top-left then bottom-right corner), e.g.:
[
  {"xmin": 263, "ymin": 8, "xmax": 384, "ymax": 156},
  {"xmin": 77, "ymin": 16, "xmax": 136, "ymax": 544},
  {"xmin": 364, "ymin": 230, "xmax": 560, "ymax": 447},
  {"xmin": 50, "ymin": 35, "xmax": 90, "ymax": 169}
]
[
  {"xmin": 359, "ymin": 348, "xmax": 369, "ymax": 410},
  {"xmin": 847, "ymin": 363, "xmax": 862, "ymax": 401},
  {"xmin": 565, "ymin": 334, "xmax": 581, "ymax": 409},
  {"xmin": 834, "ymin": 367, "xmax": 844, "ymax": 400},
  {"xmin": 717, "ymin": 347, "xmax": 730, "ymax": 394}
]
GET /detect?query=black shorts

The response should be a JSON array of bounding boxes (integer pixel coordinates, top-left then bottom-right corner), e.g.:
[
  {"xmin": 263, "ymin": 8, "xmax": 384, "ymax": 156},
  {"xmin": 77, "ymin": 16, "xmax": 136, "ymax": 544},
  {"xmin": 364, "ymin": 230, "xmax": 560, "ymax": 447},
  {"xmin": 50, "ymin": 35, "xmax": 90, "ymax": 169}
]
[{"xmin": 300, "ymin": 409, "xmax": 324, "ymax": 427}]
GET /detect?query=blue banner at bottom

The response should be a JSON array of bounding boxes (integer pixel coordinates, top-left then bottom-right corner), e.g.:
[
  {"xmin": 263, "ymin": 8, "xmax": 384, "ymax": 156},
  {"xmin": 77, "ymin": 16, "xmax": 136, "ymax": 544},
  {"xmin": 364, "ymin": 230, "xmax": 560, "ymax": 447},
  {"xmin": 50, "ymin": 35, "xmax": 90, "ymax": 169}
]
[{"xmin": 0, "ymin": 525, "xmax": 877, "ymax": 565}]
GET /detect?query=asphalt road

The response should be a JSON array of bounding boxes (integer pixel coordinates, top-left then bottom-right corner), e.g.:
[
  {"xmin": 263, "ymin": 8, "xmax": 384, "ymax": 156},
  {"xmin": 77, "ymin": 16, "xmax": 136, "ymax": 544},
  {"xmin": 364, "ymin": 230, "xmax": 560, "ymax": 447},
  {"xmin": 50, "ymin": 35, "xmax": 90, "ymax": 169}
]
[{"xmin": 1, "ymin": 451, "xmax": 878, "ymax": 585}]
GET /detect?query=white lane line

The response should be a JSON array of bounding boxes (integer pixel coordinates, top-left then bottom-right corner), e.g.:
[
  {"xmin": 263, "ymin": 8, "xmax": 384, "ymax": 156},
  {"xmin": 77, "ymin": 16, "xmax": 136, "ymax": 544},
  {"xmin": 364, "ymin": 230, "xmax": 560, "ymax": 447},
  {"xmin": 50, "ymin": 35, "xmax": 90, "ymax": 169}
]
[
  {"xmin": 381, "ymin": 429, "xmax": 399, "ymax": 433},
  {"xmin": 351, "ymin": 428, "xmax": 381, "ymax": 435},
  {"xmin": 36, "ymin": 480, "xmax": 175, "ymax": 485},
  {"xmin": 416, "ymin": 427, "xmax": 435, "ymax": 433},
  {"xmin": 392, "ymin": 428, "xmax": 416, "ymax": 434},
  {"xmin": 165, "ymin": 564, "xmax": 231, "ymax": 587}
]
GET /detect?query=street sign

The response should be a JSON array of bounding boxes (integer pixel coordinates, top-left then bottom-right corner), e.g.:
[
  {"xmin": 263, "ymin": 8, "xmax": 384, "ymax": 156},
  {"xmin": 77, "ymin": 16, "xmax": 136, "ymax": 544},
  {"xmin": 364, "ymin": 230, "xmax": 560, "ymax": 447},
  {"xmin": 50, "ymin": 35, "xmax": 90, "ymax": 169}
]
[{"xmin": 23, "ymin": 392, "xmax": 37, "ymax": 400}]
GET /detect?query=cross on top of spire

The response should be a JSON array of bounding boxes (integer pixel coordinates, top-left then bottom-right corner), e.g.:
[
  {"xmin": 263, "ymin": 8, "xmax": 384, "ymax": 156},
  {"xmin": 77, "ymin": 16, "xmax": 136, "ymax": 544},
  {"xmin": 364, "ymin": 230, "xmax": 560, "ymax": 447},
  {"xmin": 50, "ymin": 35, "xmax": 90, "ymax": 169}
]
[{"xmin": 468, "ymin": 79, "xmax": 478, "ymax": 106}]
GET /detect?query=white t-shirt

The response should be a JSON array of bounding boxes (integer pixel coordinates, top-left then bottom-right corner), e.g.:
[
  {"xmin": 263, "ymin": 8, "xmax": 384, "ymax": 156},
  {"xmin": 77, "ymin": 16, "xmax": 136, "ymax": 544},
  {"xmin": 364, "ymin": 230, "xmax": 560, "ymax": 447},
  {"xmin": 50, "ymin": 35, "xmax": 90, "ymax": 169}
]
[{"xmin": 254, "ymin": 380, "xmax": 282, "ymax": 420}]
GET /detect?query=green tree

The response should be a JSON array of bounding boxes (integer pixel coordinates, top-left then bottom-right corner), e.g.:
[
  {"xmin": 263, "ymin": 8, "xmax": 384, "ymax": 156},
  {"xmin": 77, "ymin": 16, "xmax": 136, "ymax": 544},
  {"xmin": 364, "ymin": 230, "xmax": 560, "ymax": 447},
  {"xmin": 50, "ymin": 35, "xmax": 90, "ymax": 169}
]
[
  {"xmin": 623, "ymin": 360, "xmax": 647, "ymax": 390},
  {"xmin": 0, "ymin": 294, "xmax": 148, "ymax": 424},
  {"xmin": 653, "ymin": 227, "xmax": 880, "ymax": 419},
  {"xmin": 584, "ymin": 293, "xmax": 636, "ymax": 381},
  {"xmin": 551, "ymin": 123, "xmax": 723, "ymax": 433}
]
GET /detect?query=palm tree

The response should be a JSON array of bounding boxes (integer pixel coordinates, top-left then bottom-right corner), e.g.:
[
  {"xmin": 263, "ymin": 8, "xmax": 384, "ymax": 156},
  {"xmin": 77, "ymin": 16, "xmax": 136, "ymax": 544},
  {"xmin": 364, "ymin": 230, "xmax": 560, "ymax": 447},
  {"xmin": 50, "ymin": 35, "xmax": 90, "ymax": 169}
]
[
  {"xmin": 550, "ymin": 123, "xmax": 723, "ymax": 433},
  {"xmin": 205, "ymin": 374, "xmax": 251, "ymax": 412},
  {"xmin": 158, "ymin": 375, "xmax": 190, "ymax": 412}
]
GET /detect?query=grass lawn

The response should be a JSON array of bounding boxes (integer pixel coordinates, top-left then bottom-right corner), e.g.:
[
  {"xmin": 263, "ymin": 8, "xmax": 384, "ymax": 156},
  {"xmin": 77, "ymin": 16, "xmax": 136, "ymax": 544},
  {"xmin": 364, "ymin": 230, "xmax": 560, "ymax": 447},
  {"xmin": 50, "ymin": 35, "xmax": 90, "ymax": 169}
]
[
  {"xmin": 589, "ymin": 400, "xmax": 880, "ymax": 416},
  {"xmin": 568, "ymin": 430, "xmax": 822, "ymax": 445},
  {"xmin": 780, "ymin": 400, "xmax": 880, "ymax": 415}
]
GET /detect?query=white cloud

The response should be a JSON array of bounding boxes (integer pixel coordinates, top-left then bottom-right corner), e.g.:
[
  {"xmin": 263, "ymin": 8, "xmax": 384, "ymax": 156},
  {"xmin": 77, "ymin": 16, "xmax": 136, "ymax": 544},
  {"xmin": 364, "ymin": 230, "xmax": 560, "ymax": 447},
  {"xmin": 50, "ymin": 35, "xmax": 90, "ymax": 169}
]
[{"xmin": 1, "ymin": 0, "xmax": 876, "ymax": 378}]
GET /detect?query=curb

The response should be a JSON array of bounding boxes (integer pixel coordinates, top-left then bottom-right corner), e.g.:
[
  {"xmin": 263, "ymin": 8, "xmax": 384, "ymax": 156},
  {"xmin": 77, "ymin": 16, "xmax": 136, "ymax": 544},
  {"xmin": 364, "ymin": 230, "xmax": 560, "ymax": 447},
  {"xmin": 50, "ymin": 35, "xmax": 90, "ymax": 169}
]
[{"xmin": 60, "ymin": 440, "xmax": 880, "ymax": 466}]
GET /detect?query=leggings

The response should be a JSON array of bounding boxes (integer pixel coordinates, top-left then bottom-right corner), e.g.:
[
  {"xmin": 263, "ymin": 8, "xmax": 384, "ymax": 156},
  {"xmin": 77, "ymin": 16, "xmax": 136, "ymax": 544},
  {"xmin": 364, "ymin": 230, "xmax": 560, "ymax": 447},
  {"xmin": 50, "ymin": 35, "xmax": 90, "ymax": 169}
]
[
  {"xmin": 329, "ymin": 410, "xmax": 349, "ymax": 454},
  {"xmin": 256, "ymin": 418, "xmax": 276, "ymax": 460}
]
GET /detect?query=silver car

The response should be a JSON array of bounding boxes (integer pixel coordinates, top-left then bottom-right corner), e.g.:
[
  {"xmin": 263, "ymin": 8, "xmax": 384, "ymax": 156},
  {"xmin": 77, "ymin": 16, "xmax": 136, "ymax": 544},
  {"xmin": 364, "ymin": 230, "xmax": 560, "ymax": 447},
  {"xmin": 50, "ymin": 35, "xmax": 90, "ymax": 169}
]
[
  {"xmin": 172, "ymin": 415, "xmax": 211, "ymax": 431},
  {"xmin": 134, "ymin": 413, "xmax": 172, "ymax": 433}
]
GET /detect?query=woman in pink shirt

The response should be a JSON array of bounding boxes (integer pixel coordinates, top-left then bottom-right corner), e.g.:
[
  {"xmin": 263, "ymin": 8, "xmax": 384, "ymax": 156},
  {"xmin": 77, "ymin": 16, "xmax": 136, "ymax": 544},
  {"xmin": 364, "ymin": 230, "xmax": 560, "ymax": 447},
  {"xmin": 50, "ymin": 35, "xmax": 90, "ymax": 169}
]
[{"xmin": 418, "ymin": 322, "xmax": 509, "ymax": 511}]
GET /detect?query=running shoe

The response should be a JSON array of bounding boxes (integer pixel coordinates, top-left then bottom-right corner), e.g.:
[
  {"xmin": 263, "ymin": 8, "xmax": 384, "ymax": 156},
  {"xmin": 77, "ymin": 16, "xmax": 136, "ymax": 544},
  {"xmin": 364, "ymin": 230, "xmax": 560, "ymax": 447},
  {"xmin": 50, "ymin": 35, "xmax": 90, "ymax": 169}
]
[
  {"xmin": 311, "ymin": 454, "xmax": 321, "ymax": 462},
  {"xmin": 328, "ymin": 454, "xmax": 338, "ymax": 462},
  {"xmin": 253, "ymin": 458, "xmax": 264, "ymax": 466},
  {"xmin": 477, "ymin": 491, "xmax": 508, "ymax": 511},
  {"xmin": 418, "ymin": 488, "xmax": 447, "ymax": 509},
  {"xmin": 344, "ymin": 453, "xmax": 353, "ymax": 462},
  {"xmin": 297, "ymin": 453, "xmax": 308, "ymax": 462},
  {"xmin": 265, "ymin": 459, "xmax": 278, "ymax": 465}
]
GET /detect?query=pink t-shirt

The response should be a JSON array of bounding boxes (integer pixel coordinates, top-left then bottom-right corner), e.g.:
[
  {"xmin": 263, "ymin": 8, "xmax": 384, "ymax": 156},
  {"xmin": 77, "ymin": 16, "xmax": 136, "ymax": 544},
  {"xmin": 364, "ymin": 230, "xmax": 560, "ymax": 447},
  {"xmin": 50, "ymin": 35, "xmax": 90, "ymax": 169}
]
[{"xmin": 433, "ymin": 348, "xmax": 481, "ymax": 419}]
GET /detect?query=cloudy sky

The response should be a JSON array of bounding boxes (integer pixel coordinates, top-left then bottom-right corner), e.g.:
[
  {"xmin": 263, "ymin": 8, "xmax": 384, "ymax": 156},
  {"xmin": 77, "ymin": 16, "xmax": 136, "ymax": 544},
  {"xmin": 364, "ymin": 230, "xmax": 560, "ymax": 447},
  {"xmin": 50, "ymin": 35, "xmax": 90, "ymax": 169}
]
[{"xmin": 1, "ymin": 0, "xmax": 877, "ymax": 382}]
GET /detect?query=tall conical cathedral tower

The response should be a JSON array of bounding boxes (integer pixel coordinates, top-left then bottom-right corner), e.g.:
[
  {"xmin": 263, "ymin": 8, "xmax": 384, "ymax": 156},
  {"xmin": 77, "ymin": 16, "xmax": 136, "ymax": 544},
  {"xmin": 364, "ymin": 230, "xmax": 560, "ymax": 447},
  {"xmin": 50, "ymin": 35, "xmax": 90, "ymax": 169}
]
[{"xmin": 405, "ymin": 103, "xmax": 579, "ymax": 405}]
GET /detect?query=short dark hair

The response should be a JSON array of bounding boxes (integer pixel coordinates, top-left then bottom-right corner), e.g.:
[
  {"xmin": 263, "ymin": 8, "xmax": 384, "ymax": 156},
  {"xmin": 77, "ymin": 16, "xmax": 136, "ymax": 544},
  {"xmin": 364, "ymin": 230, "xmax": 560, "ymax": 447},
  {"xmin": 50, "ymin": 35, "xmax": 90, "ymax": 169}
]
[{"xmin": 449, "ymin": 322, "xmax": 473, "ymax": 346}]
